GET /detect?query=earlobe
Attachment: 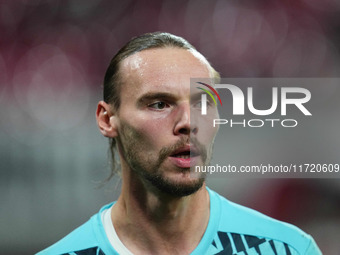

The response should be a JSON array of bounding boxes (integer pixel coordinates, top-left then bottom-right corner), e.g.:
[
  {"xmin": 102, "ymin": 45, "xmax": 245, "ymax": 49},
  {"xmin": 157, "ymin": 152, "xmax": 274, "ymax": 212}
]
[{"xmin": 96, "ymin": 101, "xmax": 118, "ymax": 138}]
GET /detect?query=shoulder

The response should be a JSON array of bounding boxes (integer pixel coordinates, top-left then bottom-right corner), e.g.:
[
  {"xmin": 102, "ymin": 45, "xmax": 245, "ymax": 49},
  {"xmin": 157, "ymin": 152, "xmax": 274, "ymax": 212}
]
[
  {"xmin": 37, "ymin": 203, "xmax": 114, "ymax": 255},
  {"xmin": 208, "ymin": 188, "xmax": 322, "ymax": 254}
]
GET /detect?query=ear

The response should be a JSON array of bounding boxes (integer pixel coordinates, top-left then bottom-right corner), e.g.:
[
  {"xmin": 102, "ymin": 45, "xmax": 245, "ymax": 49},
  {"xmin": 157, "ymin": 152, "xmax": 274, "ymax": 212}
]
[{"xmin": 96, "ymin": 101, "xmax": 118, "ymax": 138}]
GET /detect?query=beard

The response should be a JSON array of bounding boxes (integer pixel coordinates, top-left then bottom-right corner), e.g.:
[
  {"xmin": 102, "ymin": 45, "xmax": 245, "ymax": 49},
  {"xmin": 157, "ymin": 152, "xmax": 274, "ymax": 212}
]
[
  {"xmin": 138, "ymin": 168, "xmax": 206, "ymax": 197},
  {"xmin": 117, "ymin": 122, "xmax": 210, "ymax": 197}
]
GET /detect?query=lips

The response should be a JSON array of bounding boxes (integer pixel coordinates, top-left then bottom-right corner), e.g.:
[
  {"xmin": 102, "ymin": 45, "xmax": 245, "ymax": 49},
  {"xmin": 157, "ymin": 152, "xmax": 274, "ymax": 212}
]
[
  {"xmin": 170, "ymin": 145, "xmax": 199, "ymax": 157},
  {"xmin": 169, "ymin": 145, "xmax": 200, "ymax": 168}
]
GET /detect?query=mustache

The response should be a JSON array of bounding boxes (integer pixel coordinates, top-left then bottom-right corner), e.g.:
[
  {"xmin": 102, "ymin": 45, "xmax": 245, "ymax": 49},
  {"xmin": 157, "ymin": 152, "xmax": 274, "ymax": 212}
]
[{"xmin": 158, "ymin": 137, "xmax": 207, "ymax": 163}]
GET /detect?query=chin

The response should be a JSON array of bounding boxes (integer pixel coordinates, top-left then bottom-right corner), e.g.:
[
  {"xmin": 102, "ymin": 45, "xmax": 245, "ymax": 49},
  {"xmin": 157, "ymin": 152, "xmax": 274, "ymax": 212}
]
[{"xmin": 147, "ymin": 172, "xmax": 206, "ymax": 197}]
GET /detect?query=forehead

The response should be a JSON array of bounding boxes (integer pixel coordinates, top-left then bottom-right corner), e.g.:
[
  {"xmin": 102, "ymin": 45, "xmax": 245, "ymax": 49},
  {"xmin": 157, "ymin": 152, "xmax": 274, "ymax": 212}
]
[{"xmin": 119, "ymin": 47, "xmax": 212, "ymax": 94}]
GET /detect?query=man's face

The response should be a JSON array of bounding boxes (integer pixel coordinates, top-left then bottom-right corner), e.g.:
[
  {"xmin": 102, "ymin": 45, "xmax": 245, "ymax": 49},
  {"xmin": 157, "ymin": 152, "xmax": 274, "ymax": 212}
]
[{"xmin": 115, "ymin": 47, "xmax": 219, "ymax": 197}]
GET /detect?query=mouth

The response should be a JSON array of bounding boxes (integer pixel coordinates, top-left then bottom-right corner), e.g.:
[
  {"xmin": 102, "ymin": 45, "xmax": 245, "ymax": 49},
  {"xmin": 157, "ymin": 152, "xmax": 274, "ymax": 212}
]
[
  {"xmin": 168, "ymin": 145, "xmax": 200, "ymax": 168},
  {"xmin": 170, "ymin": 145, "xmax": 200, "ymax": 159},
  {"xmin": 171, "ymin": 150, "xmax": 190, "ymax": 159}
]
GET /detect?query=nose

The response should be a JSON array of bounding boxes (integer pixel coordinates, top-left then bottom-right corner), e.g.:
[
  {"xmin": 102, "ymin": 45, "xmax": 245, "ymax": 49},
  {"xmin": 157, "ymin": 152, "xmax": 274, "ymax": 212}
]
[{"xmin": 173, "ymin": 103, "xmax": 198, "ymax": 136}]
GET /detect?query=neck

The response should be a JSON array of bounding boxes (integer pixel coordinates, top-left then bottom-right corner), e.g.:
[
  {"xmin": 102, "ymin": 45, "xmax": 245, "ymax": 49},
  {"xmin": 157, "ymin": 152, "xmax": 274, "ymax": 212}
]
[{"xmin": 111, "ymin": 168, "xmax": 210, "ymax": 255}]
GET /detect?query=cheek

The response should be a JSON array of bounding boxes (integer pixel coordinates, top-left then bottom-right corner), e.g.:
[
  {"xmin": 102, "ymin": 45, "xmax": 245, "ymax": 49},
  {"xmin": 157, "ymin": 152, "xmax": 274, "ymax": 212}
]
[
  {"xmin": 195, "ymin": 114, "xmax": 219, "ymax": 146},
  {"xmin": 142, "ymin": 118, "xmax": 173, "ymax": 144},
  {"xmin": 120, "ymin": 114, "xmax": 173, "ymax": 149},
  {"xmin": 196, "ymin": 116, "xmax": 217, "ymax": 137},
  {"xmin": 198, "ymin": 126, "xmax": 218, "ymax": 148}
]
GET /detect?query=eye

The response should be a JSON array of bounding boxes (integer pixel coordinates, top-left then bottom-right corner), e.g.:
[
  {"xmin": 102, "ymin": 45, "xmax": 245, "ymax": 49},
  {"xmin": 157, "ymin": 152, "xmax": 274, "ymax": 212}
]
[
  {"xmin": 192, "ymin": 100, "xmax": 202, "ymax": 109},
  {"xmin": 192, "ymin": 99, "xmax": 214, "ymax": 109},
  {"xmin": 148, "ymin": 101, "xmax": 168, "ymax": 110}
]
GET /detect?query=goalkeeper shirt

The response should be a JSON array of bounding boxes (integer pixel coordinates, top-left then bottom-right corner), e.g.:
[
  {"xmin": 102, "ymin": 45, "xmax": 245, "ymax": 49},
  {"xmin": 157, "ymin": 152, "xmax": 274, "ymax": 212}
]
[{"xmin": 37, "ymin": 187, "xmax": 322, "ymax": 255}]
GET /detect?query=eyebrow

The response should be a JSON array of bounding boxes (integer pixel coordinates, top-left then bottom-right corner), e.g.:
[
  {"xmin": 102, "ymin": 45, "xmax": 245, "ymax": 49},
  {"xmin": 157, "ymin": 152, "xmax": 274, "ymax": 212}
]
[
  {"xmin": 137, "ymin": 92, "xmax": 177, "ymax": 105},
  {"xmin": 136, "ymin": 91, "xmax": 217, "ymax": 107},
  {"xmin": 191, "ymin": 91, "xmax": 204, "ymax": 101},
  {"xmin": 191, "ymin": 91, "xmax": 217, "ymax": 102}
]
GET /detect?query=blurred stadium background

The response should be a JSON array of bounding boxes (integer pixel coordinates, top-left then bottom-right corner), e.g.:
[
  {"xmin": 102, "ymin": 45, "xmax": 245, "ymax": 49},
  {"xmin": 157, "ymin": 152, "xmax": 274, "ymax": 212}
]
[{"xmin": 0, "ymin": 0, "xmax": 340, "ymax": 254}]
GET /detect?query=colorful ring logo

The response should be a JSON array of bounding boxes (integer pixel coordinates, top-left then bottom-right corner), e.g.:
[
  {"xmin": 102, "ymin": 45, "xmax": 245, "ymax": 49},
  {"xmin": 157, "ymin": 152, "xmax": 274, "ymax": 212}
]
[{"xmin": 196, "ymin": 82, "xmax": 222, "ymax": 106}]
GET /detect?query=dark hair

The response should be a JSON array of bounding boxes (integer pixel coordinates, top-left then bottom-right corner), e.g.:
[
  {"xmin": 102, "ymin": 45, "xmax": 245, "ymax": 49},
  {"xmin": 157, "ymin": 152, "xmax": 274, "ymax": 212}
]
[{"xmin": 103, "ymin": 32, "xmax": 219, "ymax": 178}]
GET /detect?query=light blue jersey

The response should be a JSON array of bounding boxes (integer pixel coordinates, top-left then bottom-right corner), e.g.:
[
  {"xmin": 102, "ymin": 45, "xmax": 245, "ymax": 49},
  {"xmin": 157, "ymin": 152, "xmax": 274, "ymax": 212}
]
[{"xmin": 38, "ymin": 188, "xmax": 322, "ymax": 255}]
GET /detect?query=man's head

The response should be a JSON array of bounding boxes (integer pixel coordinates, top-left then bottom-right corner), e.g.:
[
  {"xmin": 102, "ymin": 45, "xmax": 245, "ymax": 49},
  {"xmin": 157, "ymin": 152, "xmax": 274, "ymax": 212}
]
[{"xmin": 96, "ymin": 32, "xmax": 219, "ymax": 197}]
